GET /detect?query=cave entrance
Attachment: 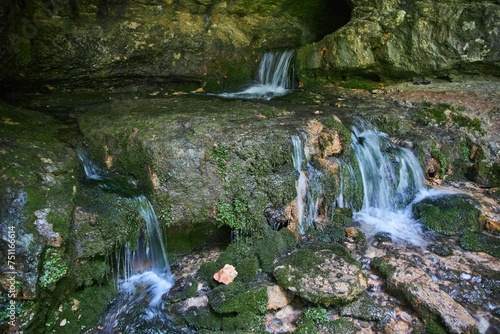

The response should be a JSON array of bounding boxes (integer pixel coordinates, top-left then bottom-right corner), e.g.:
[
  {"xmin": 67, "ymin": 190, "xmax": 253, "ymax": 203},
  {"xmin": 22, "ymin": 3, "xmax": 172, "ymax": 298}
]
[{"xmin": 285, "ymin": 0, "xmax": 352, "ymax": 42}]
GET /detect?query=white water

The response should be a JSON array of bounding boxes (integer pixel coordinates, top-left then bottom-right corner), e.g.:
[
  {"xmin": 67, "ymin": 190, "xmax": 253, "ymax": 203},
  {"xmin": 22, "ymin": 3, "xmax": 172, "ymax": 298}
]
[
  {"xmin": 217, "ymin": 50, "xmax": 295, "ymax": 100},
  {"xmin": 77, "ymin": 150, "xmax": 174, "ymax": 332},
  {"xmin": 291, "ymin": 135, "xmax": 323, "ymax": 234},
  {"xmin": 347, "ymin": 124, "xmax": 446, "ymax": 246}
]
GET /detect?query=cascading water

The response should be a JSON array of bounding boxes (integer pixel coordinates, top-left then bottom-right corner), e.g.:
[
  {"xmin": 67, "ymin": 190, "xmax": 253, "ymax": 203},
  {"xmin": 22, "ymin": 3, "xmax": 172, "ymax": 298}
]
[
  {"xmin": 77, "ymin": 150, "xmax": 174, "ymax": 333},
  {"xmin": 343, "ymin": 123, "xmax": 444, "ymax": 246},
  {"xmin": 217, "ymin": 49, "xmax": 295, "ymax": 100},
  {"xmin": 291, "ymin": 135, "xmax": 323, "ymax": 234}
]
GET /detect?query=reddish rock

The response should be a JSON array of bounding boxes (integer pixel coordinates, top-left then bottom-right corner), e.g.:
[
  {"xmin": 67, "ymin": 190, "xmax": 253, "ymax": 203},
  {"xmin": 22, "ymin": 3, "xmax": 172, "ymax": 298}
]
[{"xmin": 213, "ymin": 264, "xmax": 238, "ymax": 285}]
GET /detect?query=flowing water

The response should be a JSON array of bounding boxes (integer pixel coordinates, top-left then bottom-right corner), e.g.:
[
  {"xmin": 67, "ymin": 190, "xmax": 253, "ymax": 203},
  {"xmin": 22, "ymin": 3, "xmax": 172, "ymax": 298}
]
[
  {"xmin": 344, "ymin": 123, "xmax": 446, "ymax": 246},
  {"xmin": 291, "ymin": 135, "xmax": 323, "ymax": 234},
  {"xmin": 77, "ymin": 151, "xmax": 174, "ymax": 333},
  {"xmin": 216, "ymin": 49, "xmax": 295, "ymax": 100}
]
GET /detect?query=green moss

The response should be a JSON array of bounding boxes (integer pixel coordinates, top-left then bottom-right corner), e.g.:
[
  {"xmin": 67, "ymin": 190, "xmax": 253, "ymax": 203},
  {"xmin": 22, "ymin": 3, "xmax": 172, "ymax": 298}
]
[
  {"xmin": 209, "ymin": 143, "xmax": 229, "ymax": 177},
  {"xmin": 452, "ymin": 113, "xmax": 483, "ymax": 133},
  {"xmin": 74, "ymin": 259, "xmax": 110, "ymax": 288},
  {"xmin": 222, "ymin": 311, "xmax": 264, "ymax": 332},
  {"xmin": 325, "ymin": 318, "xmax": 356, "ymax": 334},
  {"xmin": 256, "ymin": 228, "xmax": 296, "ymax": 273},
  {"xmin": 430, "ymin": 142, "xmax": 448, "ymax": 179},
  {"xmin": 42, "ymin": 281, "xmax": 117, "ymax": 334},
  {"xmin": 208, "ymin": 282, "xmax": 268, "ymax": 315},
  {"xmin": 182, "ymin": 307, "xmax": 223, "ymax": 331},
  {"xmin": 214, "ymin": 199, "xmax": 248, "ymax": 230},
  {"xmin": 338, "ymin": 77, "xmax": 382, "ymax": 91},
  {"xmin": 332, "ymin": 208, "xmax": 353, "ymax": 227},
  {"xmin": 300, "ymin": 307, "xmax": 329, "ymax": 325},
  {"xmin": 476, "ymin": 161, "xmax": 500, "ymax": 187},
  {"xmin": 372, "ymin": 257, "xmax": 396, "ymax": 278},
  {"xmin": 425, "ymin": 319, "xmax": 448, "ymax": 334},
  {"xmin": 39, "ymin": 248, "xmax": 68, "ymax": 290},
  {"xmin": 459, "ymin": 233, "xmax": 500, "ymax": 258},
  {"xmin": 340, "ymin": 293, "xmax": 387, "ymax": 321},
  {"xmin": 412, "ymin": 194, "xmax": 482, "ymax": 235}
]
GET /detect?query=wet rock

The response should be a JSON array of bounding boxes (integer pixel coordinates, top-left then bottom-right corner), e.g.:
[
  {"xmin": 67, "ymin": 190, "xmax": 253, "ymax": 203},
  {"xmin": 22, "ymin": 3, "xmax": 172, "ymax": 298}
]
[
  {"xmin": 264, "ymin": 304, "xmax": 301, "ymax": 333},
  {"xmin": 180, "ymin": 295, "xmax": 209, "ymax": 312},
  {"xmin": 373, "ymin": 256, "xmax": 478, "ymax": 333},
  {"xmin": 340, "ymin": 293, "xmax": 388, "ymax": 321},
  {"xmin": 273, "ymin": 243, "xmax": 366, "ymax": 306},
  {"xmin": 427, "ymin": 243, "xmax": 454, "ymax": 257},
  {"xmin": 266, "ymin": 285, "xmax": 293, "ymax": 310},
  {"xmin": 213, "ymin": 264, "xmax": 238, "ymax": 285},
  {"xmin": 34, "ymin": 208, "xmax": 62, "ymax": 247},
  {"xmin": 412, "ymin": 193, "xmax": 482, "ymax": 235}
]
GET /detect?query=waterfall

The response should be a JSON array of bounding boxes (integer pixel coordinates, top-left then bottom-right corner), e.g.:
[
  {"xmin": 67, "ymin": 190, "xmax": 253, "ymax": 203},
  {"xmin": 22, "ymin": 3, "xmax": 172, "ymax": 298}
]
[
  {"xmin": 291, "ymin": 135, "xmax": 323, "ymax": 234},
  {"xmin": 77, "ymin": 150, "xmax": 174, "ymax": 332},
  {"xmin": 344, "ymin": 123, "xmax": 443, "ymax": 246},
  {"xmin": 216, "ymin": 49, "xmax": 295, "ymax": 100}
]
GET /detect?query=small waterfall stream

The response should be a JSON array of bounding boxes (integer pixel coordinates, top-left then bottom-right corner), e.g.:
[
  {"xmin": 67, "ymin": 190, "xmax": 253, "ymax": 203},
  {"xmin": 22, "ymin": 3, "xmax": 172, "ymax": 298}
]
[
  {"xmin": 217, "ymin": 49, "xmax": 295, "ymax": 100},
  {"xmin": 77, "ymin": 151, "xmax": 174, "ymax": 332},
  {"xmin": 344, "ymin": 123, "xmax": 445, "ymax": 246},
  {"xmin": 291, "ymin": 135, "xmax": 323, "ymax": 235}
]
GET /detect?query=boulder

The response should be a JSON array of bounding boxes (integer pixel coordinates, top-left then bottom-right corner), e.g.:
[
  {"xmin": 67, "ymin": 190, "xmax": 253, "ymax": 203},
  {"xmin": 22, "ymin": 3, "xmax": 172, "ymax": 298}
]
[
  {"xmin": 273, "ymin": 244, "xmax": 366, "ymax": 306},
  {"xmin": 412, "ymin": 193, "xmax": 482, "ymax": 235},
  {"xmin": 373, "ymin": 256, "xmax": 478, "ymax": 334}
]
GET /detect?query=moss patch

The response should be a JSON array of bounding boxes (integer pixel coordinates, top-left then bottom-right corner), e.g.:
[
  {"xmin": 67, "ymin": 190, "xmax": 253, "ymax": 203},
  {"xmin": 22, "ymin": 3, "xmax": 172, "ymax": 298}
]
[
  {"xmin": 459, "ymin": 232, "xmax": 500, "ymax": 258},
  {"xmin": 412, "ymin": 194, "xmax": 482, "ymax": 235}
]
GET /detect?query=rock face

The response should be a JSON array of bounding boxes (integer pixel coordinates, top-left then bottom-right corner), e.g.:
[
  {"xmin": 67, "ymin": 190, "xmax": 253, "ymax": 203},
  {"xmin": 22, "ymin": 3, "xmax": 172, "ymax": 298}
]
[
  {"xmin": 273, "ymin": 244, "xmax": 367, "ymax": 306},
  {"xmin": 297, "ymin": 0, "xmax": 500, "ymax": 80},
  {"xmin": 373, "ymin": 256, "xmax": 478, "ymax": 334},
  {"xmin": 0, "ymin": 0, "xmax": 349, "ymax": 93},
  {"xmin": 77, "ymin": 97, "xmax": 352, "ymax": 230},
  {"xmin": 0, "ymin": 103, "xmax": 78, "ymax": 299}
]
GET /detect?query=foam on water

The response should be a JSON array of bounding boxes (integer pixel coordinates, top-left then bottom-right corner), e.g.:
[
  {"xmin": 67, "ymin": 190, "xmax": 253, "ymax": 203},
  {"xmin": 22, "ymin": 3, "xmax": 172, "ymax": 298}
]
[{"xmin": 215, "ymin": 50, "xmax": 294, "ymax": 100}]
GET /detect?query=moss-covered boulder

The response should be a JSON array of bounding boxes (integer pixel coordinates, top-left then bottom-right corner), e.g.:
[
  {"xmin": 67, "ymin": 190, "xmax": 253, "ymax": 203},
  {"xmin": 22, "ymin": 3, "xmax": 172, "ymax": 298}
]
[
  {"xmin": 208, "ymin": 281, "xmax": 268, "ymax": 315},
  {"xmin": 0, "ymin": 102, "xmax": 78, "ymax": 299},
  {"xmin": 77, "ymin": 97, "xmax": 351, "ymax": 234},
  {"xmin": 412, "ymin": 193, "xmax": 482, "ymax": 235},
  {"xmin": 273, "ymin": 243, "xmax": 366, "ymax": 306}
]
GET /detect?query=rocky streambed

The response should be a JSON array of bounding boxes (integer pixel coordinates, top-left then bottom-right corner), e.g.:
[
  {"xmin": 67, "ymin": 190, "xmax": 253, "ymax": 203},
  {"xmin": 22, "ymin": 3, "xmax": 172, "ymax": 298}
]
[{"xmin": 0, "ymin": 77, "xmax": 499, "ymax": 333}]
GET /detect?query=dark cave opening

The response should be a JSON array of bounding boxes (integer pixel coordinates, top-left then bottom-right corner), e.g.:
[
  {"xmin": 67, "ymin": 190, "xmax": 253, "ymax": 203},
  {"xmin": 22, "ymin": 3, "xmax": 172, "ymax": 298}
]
[{"xmin": 284, "ymin": 0, "xmax": 352, "ymax": 42}]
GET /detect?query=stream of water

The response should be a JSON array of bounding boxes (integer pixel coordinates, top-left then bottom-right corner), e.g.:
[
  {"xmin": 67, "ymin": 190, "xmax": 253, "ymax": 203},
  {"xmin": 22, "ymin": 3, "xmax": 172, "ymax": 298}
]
[
  {"xmin": 77, "ymin": 151, "xmax": 174, "ymax": 333},
  {"xmin": 342, "ymin": 123, "xmax": 446, "ymax": 246},
  {"xmin": 216, "ymin": 49, "xmax": 295, "ymax": 100}
]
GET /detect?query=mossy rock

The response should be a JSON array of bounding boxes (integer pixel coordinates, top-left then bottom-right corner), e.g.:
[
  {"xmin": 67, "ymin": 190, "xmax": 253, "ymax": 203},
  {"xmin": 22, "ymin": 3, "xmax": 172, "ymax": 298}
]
[
  {"xmin": 459, "ymin": 232, "xmax": 500, "ymax": 258},
  {"xmin": 273, "ymin": 243, "xmax": 366, "ymax": 306},
  {"xmin": 340, "ymin": 293, "xmax": 388, "ymax": 321},
  {"xmin": 208, "ymin": 281, "xmax": 268, "ymax": 315},
  {"xmin": 182, "ymin": 306, "xmax": 223, "ymax": 331},
  {"xmin": 221, "ymin": 311, "xmax": 265, "ymax": 332},
  {"xmin": 412, "ymin": 194, "xmax": 482, "ymax": 235},
  {"xmin": 476, "ymin": 162, "xmax": 500, "ymax": 188}
]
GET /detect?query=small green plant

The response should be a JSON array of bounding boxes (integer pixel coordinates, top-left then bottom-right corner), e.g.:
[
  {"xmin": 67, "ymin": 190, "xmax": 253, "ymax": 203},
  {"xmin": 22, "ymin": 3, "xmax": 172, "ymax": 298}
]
[
  {"xmin": 460, "ymin": 143, "xmax": 471, "ymax": 162},
  {"xmin": 431, "ymin": 142, "xmax": 447, "ymax": 179},
  {"xmin": 302, "ymin": 307, "xmax": 329, "ymax": 325},
  {"xmin": 214, "ymin": 199, "xmax": 248, "ymax": 230},
  {"xmin": 452, "ymin": 113, "xmax": 483, "ymax": 133},
  {"xmin": 158, "ymin": 207, "xmax": 173, "ymax": 227},
  {"xmin": 210, "ymin": 143, "xmax": 229, "ymax": 177},
  {"xmin": 39, "ymin": 248, "xmax": 67, "ymax": 289}
]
